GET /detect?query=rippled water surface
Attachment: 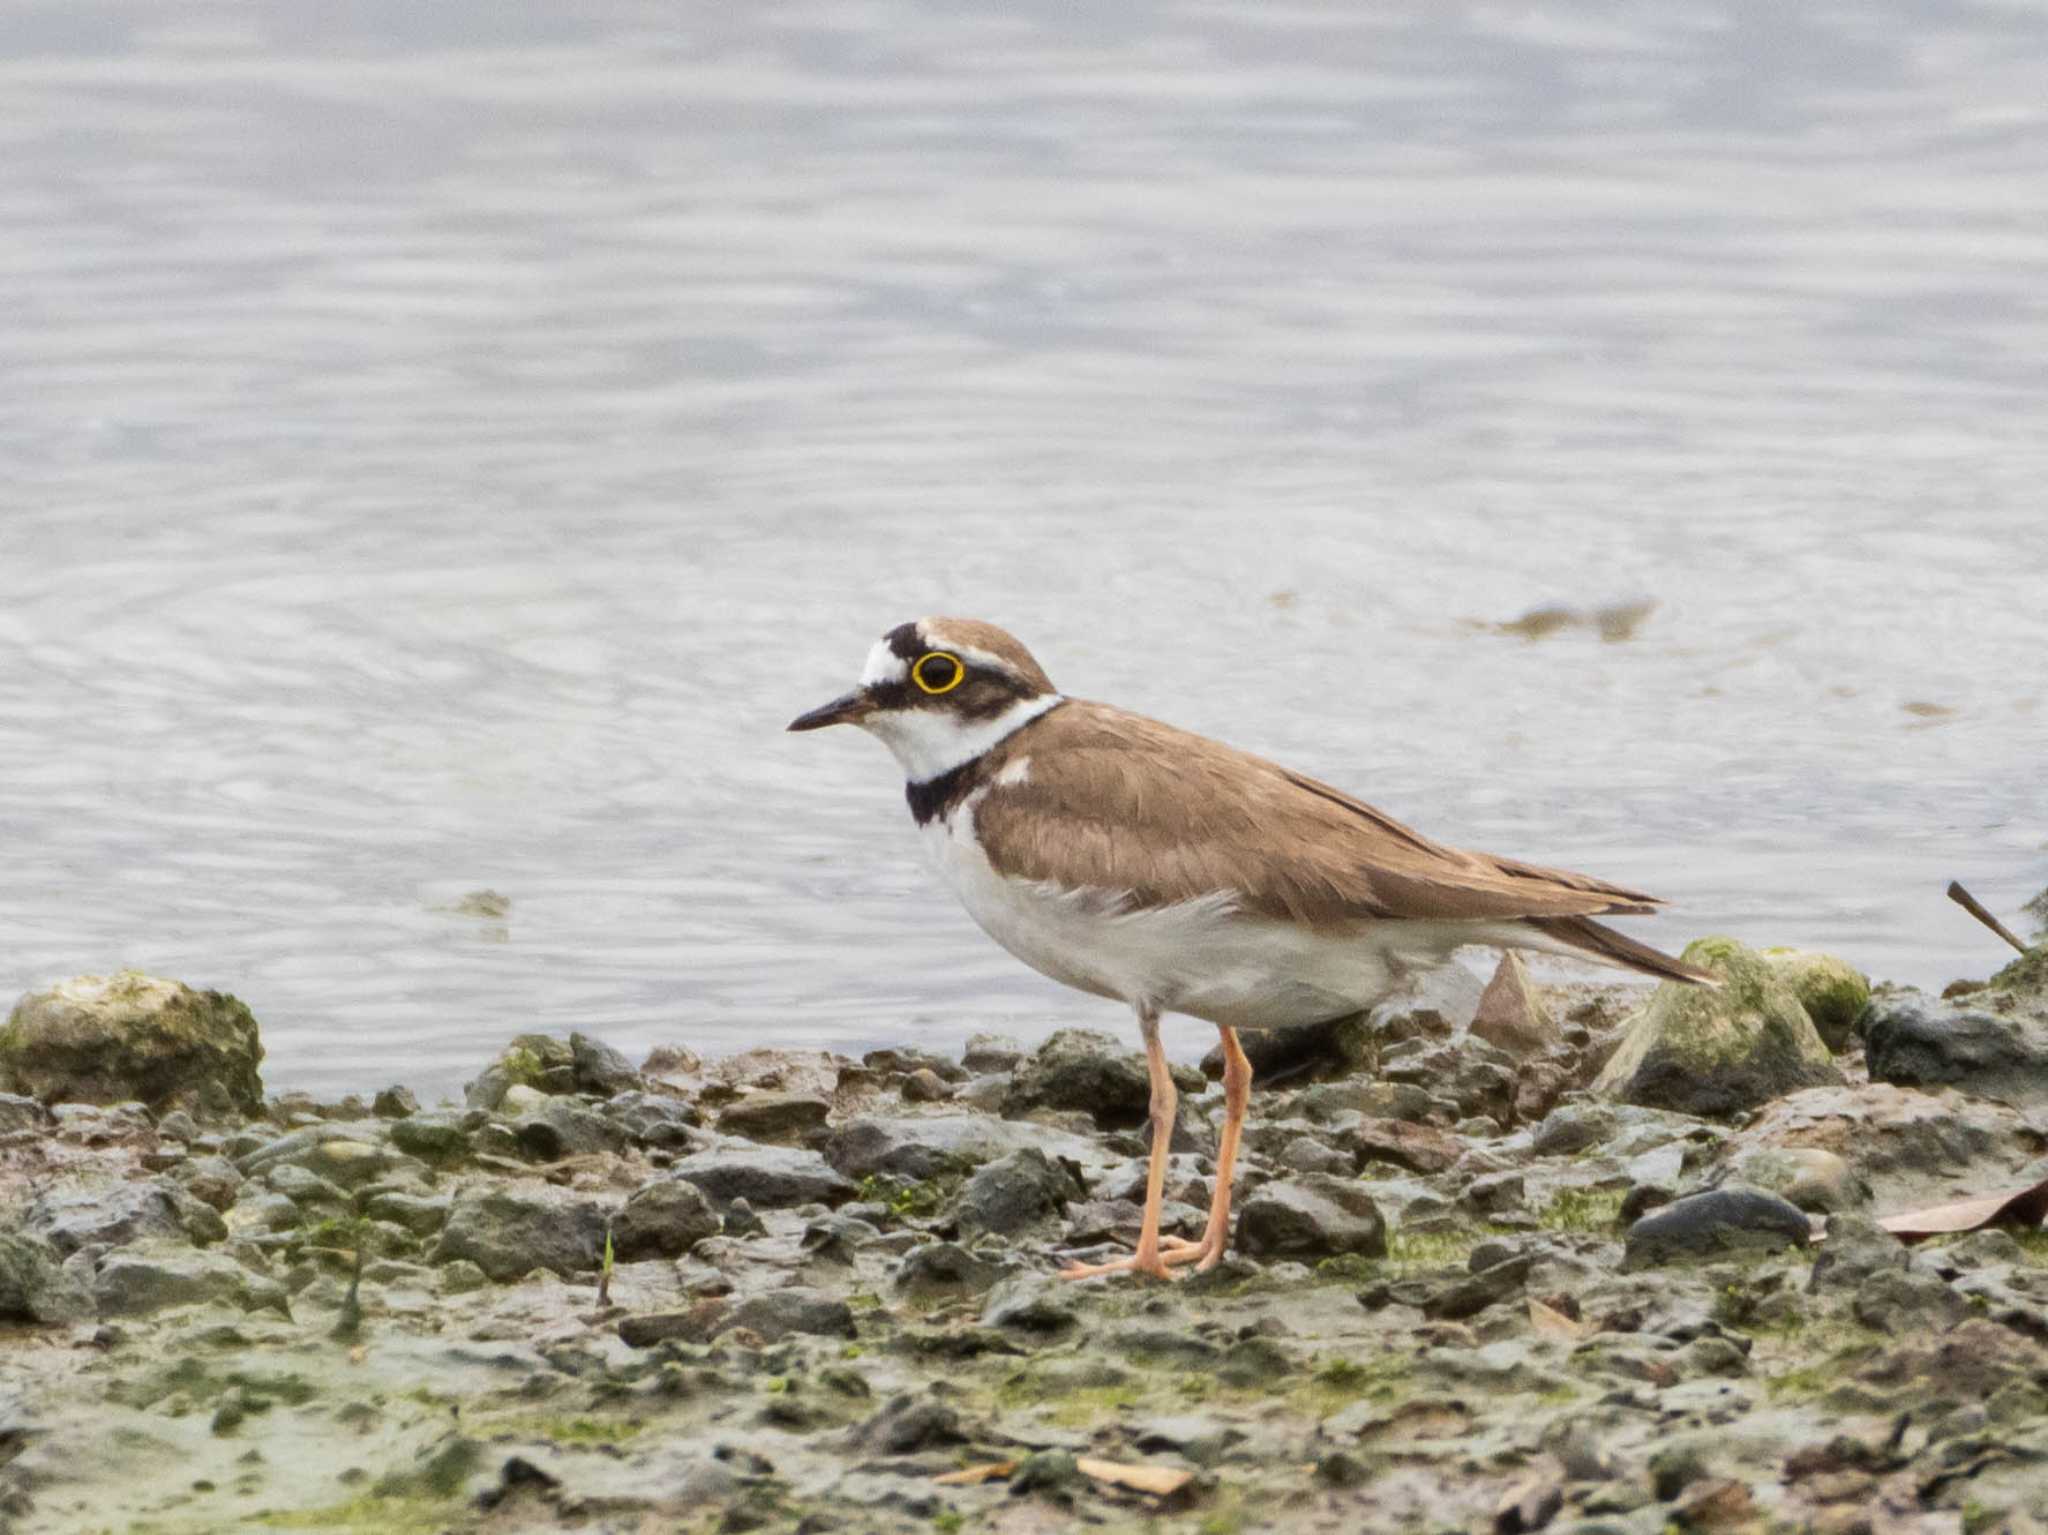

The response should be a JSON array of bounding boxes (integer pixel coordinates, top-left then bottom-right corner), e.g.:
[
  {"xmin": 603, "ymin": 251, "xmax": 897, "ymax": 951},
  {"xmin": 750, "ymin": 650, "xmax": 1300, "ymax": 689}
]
[{"xmin": 4, "ymin": 1, "xmax": 2045, "ymax": 1097}]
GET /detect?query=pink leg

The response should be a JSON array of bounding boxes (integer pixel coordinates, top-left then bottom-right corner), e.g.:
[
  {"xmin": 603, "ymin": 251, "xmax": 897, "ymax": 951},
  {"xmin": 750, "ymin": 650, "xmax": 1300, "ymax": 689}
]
[
  {"xmin": 1161, "ymin": 1026, "xmax": 1252, "ymax": 1270},
  {"xmin": 1060, "ymin": 1004, "xmax": 1176, "ymax": 1282}
]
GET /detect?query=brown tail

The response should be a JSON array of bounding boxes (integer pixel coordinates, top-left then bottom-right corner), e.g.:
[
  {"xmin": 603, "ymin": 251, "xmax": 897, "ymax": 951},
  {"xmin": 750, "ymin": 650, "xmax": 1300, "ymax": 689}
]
[{"xmin": 1523, "ymin": 915, "xmax": 1719, "ymax": 986}]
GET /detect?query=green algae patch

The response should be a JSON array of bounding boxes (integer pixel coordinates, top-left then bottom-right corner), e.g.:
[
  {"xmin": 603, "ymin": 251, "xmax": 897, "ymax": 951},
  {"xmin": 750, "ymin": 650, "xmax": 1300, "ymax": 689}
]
[
  {"xmin": 855, "ymin": 1172, "xmax": 954, "ymax": 1220},
  {"xmin": 486, "ymin": 1412, "xmax": 645, "ymax": 1446},
  {"xmin": 373, "ymin": 1434, "xmax": 483, "ymax": 1498},
  {"xmin": 110, "ymin": 1359, "xmax": 322, "ymax": 1414},
  {"xmin": 1537, "ymin": 1187, "xmax": 1627, "ymax": 1233},
  {"xmin": 246, "ymin": 1438, "xmax": 482, "ymax": 1534}
]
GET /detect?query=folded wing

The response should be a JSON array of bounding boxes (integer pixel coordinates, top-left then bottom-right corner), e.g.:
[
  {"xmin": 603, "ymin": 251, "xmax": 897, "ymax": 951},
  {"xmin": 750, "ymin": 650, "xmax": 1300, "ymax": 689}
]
[{"xmin": 972, "ymin": 701, "xmax": 1666, "ymax": 928}]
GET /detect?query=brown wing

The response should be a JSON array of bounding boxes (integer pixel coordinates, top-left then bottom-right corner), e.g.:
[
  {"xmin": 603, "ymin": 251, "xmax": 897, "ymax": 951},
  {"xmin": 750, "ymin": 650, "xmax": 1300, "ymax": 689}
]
[{"xmin": 972, "ymin": 700, "xmax": 1665, "ymax": 927}]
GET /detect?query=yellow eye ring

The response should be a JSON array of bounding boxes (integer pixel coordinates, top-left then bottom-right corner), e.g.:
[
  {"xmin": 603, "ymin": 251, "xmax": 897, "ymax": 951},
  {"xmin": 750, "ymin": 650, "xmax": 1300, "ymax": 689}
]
[{"xmin": 912, "ymin": 651, "xmax": 965, "ymax": 695}]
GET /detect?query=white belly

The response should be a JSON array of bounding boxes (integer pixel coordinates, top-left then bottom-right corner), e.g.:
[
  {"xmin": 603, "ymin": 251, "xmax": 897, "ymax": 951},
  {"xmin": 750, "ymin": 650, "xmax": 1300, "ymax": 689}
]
[{"xmin": 921, "ymin": 810, "xmax": 1467, "ymax": 1029}]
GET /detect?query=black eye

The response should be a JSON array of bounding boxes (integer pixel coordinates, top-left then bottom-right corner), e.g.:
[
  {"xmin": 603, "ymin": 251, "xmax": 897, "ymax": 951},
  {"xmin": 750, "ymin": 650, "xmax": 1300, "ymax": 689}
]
[{"xmin": 912, "ymin": 652, "xmax": 965, "ymax": 695}]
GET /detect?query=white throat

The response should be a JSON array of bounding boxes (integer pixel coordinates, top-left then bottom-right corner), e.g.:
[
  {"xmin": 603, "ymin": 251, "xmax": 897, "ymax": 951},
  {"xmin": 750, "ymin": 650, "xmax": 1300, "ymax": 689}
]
[{"xmin": 861, "ymin": 693, "xmax": 1063, "ymax": 784}]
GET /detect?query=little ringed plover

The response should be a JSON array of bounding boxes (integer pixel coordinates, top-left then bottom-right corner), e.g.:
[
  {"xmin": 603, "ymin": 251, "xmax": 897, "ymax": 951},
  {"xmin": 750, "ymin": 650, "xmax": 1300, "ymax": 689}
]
[{"xmin": 790, "ymin": 617, "xmax": 1712, "ymax": 1281}]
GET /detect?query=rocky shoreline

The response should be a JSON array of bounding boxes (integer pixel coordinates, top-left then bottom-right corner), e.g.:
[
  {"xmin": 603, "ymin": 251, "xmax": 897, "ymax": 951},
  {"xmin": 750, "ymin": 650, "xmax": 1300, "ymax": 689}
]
[{"xmin": 4, "ymin": 936, "xmax": 2048, "ymax": 1535}]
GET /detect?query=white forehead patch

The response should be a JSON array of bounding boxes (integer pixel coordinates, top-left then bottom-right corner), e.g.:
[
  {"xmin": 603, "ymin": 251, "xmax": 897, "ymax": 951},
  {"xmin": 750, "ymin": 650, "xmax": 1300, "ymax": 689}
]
[{"xmin": 859, "ymin": 639, "xmax": 908, "ymax": 688}]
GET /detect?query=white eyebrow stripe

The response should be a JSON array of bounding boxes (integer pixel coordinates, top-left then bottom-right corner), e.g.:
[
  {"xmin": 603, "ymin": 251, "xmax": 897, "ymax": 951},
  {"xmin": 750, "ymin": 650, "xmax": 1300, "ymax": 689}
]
[{"xmin": 917, "ymin": 628, "xmax": 1020, "ymax": 681}]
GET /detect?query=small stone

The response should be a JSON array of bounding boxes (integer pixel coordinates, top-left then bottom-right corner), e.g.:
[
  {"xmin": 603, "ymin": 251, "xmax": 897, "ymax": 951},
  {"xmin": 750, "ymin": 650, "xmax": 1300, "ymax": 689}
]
[
  {"xmin": 1204, "ymin": 1012, "xmax": 1373, "ymax": 1086},
  {"xmin": 1668, "ymin": 1477, "xmax": 1754, "ymax": 1529},
  {"xmin": 1004, "ymin": 1028, "xmax": 1155, "ymax": 1129},
  {"xmin": 722, "ymin": 1198, "xmax": 766, "ymax": 1237},
  {"xmin": 618, "ymin": 1299, "xmax": 729, "ymax": 1348},
  {"xmin": 464, "ymin": 1034, "xmax": 577, "ymax": 1111},
  {"xmin": 1011, "ymin": 1448, "xmax": 1080, "ymax": 1497},
  {"xmin": 1721, "ymin": 1146, "xmax": 1867, "ymax": 1213},
  {"xmin": 823, "ymin": 1114, "xmax": 1103, "ymax": 1183},
  {"xmin": 899, "ymin": 1068, "xmax": 951, "ymax": 1103},
  {"xmin": 388, "ymin": 1114, "xmax": 471, "ymax": 1164},
  {"xmin": 715, "ymin": 1093, "xmax": 832, "ymax": 1144},
  {"xmin": 372, "ymin": 1085, "xmax": 419, "ymax": 1119},
  {"xmin": 569, "ymin": 1032, "xmax": 641, "ymax": 1096},
  {"xmin": 1337, "ymin": 1118, "xmax": 1464, "ymax": 1175},
  {"xmin": 1279, "ymin": 1135, "xmax": 1354, "ymax": 1176},
  {"xmin": 1470, "ymin": 952, "xmax": 1560, "ymax": 1055},
  {"xmin": 1316, "ymin": 1450, "xmax": 1369, "ymax": 1487},
  {"xmin": 436, "ymin": 1258, "xmax": 490, "ymax": 1295},
  {"xmin": 1371, "ymin": 963, "xmax": 1488, "ymax": 1043},
  {"xmin": 1131, "ymin": 1415, "xmax": 1245, "ymax": 1466},
  {"xmin": 1297, "ymin": 1081, "xmax": 1435, "ymax": 1123},
  {"xmin": 429, "ymin": 1186, "xmax": 610, "ymax": 1281},
  {"xmin": 1623, "ymin": 1188, "xmax": 1811, "ymax": 1270},
  {"xmin": 0, "ymin": 1092, "xmax": 49, "ymax": 1135},
  {"xmin": 953, "ymin": 1148, "xmax": 1082, "ymax": 1239},
  {"xmin": 601, "ymin": 1090, "xmax": 702, "ymax": 1148},
  {"xmin": 1424, "ymin": 1254, "xmax": 1534, "ymax": 1320},
  {"xmin": 1531, "ymin": 1104, "xmax": 1618, "ymax": 1157},
  {"xmin": 93, "ymin": 1242, "xmax": 278, "ymax": 1316},
  {"xmin": 1237, "ymin": 1175, "xmax": 1387, "ymax": 1261},
  {"xmin": 721, "ymin": 1288, "xmax": 855, "ymax": 1343},
  {"xmin": 511, "ymin": 1097, "xmax": 631, "ymax": 1160},
  {"xmin": 612, "ymin": 1179, "xmax": 721, "ymax": 1261},
  {"xmin": 961, "ymin": 1033, "xmax": 1024, "ymax": 1074},
  {"xmin": 893, "ymin": 1242, "xmax": 1018, "ymax": 1300},
  {"xmin": 850, "ymin": 1393, "xmax": 964, "ymax": 1454},
  {"xmin": 1462, "ymin": 1170, "xmax": 1526, "ymax": 1216},
  {"xmin": 1852, "ymin": 1269, "xmax": 1969, "ymax": 1332},
  {"xmin": 263, "ymin": 1165, "xmax": 352, "ymax": 1214},
  {"xmin": 26, "ymin": 1182, "xmax": 217, "ymax": 1257},
  {"xmin": 1492, "ymin": 1474, "xmax": 1564, "ymax": 1535},
  {"xmin": 362, "ymin": 1192, "xmax": 450, "ymax": 1238},
  {"xmin": 671, "ymin": 1144, "xmax": 856, "ymax": 1209},
  {"xmin": 170, "ymin": 1155, "xmax": 247, "ymax": 1213},
  {"xmin": 980, "ymin": 1273, "xmax": 1079, "ymax": 1334},
  {"xmin": 800, "ymin": 1214, "xmax": 878, "ymax": 1264},
  {"xmin": 1648, "ymin": 1442, "xmax": 1711, "ymax": 1500},
  {"xmin": 0, "ymin": 1229, "xmax": 96, "ymax": 1323}
]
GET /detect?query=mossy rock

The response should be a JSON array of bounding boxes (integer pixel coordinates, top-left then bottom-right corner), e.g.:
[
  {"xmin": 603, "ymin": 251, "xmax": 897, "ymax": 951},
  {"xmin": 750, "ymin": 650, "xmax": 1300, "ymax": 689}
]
[
  {"xmin": 1986, "ymin": 942, "xmax": 2048, "ymax": 1004},
  {"xmin": 1592, "ymin": 937, "xmax": 1841, "ymax": 1119},
  {"xmin": 1762, "ymin": 948, "xmax": 1871, "ymax": 1052},
  {"xmin": 0, "ymin": 972, "xmax": 264, "ymax": 1119}
]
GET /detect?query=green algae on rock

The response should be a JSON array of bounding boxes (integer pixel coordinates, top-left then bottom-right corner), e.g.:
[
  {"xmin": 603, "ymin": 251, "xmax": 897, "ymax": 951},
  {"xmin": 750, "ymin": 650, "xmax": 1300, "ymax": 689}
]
[
  {"xmin": 1592, "ymin": 937, "xmax": 1842, "ymax": 1118},
  {"xmin": 0, "ymin": 971, "xmax": 264, "ymax": 1118},
  {"xmin": 1761, "ymin": 948, "xmax": 1871, "ymax": 1052}
]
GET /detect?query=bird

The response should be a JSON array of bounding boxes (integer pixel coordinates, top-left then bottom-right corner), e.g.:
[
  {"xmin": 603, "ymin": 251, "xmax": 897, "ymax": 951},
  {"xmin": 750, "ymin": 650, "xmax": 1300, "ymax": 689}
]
[{"xmin": 789, "ymin": 617, "xmax": 1713, "ymax": 1281}]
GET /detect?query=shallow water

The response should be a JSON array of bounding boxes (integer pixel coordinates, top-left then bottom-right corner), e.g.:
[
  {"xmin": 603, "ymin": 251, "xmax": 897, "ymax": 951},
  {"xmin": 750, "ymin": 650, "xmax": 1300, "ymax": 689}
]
[{"xmin": 3, "ymin": 1, "xmax": 2044, "ymax": 1098}]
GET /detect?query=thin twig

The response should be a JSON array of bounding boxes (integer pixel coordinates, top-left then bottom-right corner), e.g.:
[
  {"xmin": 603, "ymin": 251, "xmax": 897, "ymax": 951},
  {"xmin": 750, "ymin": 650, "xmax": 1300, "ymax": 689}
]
[{"xmin": 1947, "ymin": 881, "xmax": 2030, "ymax": 957}]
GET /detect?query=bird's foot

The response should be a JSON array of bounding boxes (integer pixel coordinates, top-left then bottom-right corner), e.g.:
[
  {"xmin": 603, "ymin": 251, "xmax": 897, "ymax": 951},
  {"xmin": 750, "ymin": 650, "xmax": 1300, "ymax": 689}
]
[
  {"xmin": 1158, "ymin": 1233, "xmax": 1227, "ymax": 1272},
  {"xmin": 1057, "ymin": 1246, "xmax": 1179, "ymax": 1282}
]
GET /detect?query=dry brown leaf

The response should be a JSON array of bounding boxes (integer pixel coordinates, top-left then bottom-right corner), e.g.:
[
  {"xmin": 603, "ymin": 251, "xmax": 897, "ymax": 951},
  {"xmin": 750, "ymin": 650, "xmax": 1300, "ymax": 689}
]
[
  {"xmin": 1527, "ymin": 1298, "xmax": 1592, "ymax": 1341},
  {"xmin": 1075, "ymin": 1457, "xmax": 1194, "ymax": 1498},
  {"xmin": 1875, "ymin": 1176, "xmax": 2048, "ymax": 1242},
  {"xmin": 933, "ymin": 1460, "xmax": 1017, "ymax": 1486}
]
